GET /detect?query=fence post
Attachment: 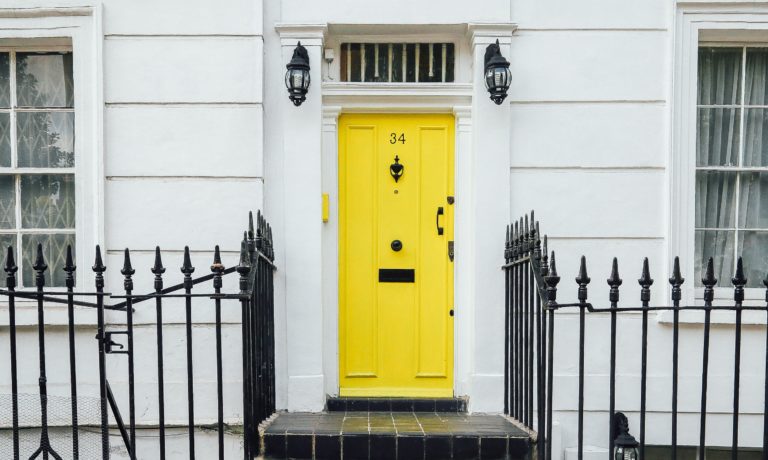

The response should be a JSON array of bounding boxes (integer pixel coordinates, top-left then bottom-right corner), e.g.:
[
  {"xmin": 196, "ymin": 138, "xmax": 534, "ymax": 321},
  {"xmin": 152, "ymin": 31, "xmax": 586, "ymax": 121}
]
[
  {"xmin": 5, "ymin": 247, "xmax": 19, "ymax": 460},
  {"xmin": 237, "ymin": 232, "xmax": 254, "ymax": 460},
  {"xmin": 668, "ymin": 257, "xmax": 684, "ymax": 460},
  {"xmin": 181, "ymin": 246, "xmax": 197, "ymax": 459},
  {"xmin": 121, "ymin": 249, "xmax": 137, "ymax": 460},
  {"xmin": 93, "ymin": 245, "xmax": 110, "ymax": 459},
  {"xmin": 64, "ymin": 246, "xmax": 80, "ymax": 460},
  {"xmin": 638, "ymin": 258, "xmax": 653, "ymax": 460},
  {"xmin": 544, "ymin": 250, "xmax": 559, "ymax": 460},
  {"xmin": 211, "ymin": 246, "xmax": 226, "ymax": 460},
  {"xmin": 151, "ymin": 247, "xmax": 167, "ymax": 460}
]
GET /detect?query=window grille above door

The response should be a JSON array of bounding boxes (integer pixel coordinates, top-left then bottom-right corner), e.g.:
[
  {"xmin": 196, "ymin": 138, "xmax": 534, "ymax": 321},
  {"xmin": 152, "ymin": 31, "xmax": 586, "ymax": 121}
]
[{"xmin": 340, "ymin": 43, "xmax": 455, "ymax": 83}]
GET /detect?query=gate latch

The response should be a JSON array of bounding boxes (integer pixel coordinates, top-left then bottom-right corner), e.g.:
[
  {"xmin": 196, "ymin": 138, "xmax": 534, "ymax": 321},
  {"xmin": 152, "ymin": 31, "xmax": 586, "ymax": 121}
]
[
  {"xmin": 101, "ymin": 331, "xmax": 129, "ymax": 355},
  {"xmin": 448, "ymin": 241, "xmax": 454, "ymax": 262}
]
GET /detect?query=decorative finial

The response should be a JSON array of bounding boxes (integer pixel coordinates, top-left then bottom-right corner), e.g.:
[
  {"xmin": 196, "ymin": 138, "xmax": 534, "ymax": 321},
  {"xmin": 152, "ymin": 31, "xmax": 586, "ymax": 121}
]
[
  {"xmin": 575, "ymin": 255, "xmax": 590, "ymax": 304},
  {"xmin": 638, "ymin": 257, "xmax": 653, "ymax": 304},
  {"xmin": 122, "ymin": 248, "xmax": 135, "ymax": 291}
]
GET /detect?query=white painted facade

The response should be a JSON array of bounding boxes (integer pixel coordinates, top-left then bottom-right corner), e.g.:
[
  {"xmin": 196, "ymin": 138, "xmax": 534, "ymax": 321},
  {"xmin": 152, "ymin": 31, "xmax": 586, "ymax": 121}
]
[{"xmin": 0, "ymin": 0, "xmax": 766, "ymax": 458}]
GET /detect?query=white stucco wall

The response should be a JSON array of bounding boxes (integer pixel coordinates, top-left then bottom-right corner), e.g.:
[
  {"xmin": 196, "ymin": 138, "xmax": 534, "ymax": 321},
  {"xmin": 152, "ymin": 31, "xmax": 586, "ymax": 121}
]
[
  {"xmin": 0, "ymin": 1, "xmax": 265, "ymax": 457},
  {"xmin": 0, "ymin": 0, "xmax": 766, "ymax": 458}
]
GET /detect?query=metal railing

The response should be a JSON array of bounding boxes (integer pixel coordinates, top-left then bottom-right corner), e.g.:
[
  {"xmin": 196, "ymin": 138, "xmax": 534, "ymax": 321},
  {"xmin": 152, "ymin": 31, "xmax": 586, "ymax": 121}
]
[
  {"xmin": 504, "ymin": 210, "xmax": 768, "ymax": 460},
  {"xmin": 0, "ymin": 211, "xmax": 275, "ymax": 460}
]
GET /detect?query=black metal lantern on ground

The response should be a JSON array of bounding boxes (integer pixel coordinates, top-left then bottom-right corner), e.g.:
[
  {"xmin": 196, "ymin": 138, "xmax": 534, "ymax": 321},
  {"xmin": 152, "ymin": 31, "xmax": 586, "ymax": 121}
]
[
  {"xmin": 614, "ymin": 412, "xmax": 640, "ymax": 460},
  {"xmin": 285, "ymin": 41, "xmax": 311, "ymax": 106},
  {"xmin": 484, "ymin": 39, "xmax": 511, "ymax": 105}
]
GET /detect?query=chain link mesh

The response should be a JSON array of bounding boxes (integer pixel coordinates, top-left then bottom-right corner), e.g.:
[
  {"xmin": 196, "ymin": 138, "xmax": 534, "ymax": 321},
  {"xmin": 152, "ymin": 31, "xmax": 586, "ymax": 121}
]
[{"xmin": 0, "ymin": 393, "xmax": 106, "ymax": 460}]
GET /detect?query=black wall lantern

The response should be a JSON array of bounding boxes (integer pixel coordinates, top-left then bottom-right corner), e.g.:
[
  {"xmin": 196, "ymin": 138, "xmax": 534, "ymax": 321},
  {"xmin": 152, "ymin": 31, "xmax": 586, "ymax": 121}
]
[
  {"xmin": 613, "ymin": 412, "xmax": 640, "ymax": 460},
  {"xmin": 484, "ymin": 39, "xmax": 511, "ymax": 105},
  {"xmin": 285, "ymin": 42, "xmax": 311, "ymax": 107}
]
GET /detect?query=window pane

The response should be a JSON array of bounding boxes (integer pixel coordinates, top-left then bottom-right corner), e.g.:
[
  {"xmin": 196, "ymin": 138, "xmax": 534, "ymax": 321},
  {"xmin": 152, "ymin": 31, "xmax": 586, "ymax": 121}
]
[
  {"xmin": 743, "ymin": 108, "xmax": 768, "ymax": 166},
  {"xmin": 739, "ymin": 231, "xmax": 768, "ymax": 288},
  {"xmin": 0, "ymin": 53, "xmax": 9, "ymax": 108},
  {"xmin": 341, "ymin": 43, "xmax": 454, "ymax": 83},
  {"xmin": 746, "ymin": 48, "xmax": 768, "ymax": 106},
  {"xmin": 697, "ymin": 108, "xmax": 740, "ymax": 166},
  {"xmin": 695, "ymin": 230, "xmax": 735, "ymax": 287},
  {"xmin": 0, "ymin": 175, "xmax": 15, "ymax": 229},
  {"xmin": 406, "ymin": 44, "xmax": 416, "ymax": 82},
  {"xmin": 20, "ymin": 174, "xmax": 75, "ymax": 229},
  {"xmin": 698, "ymin": 47, "xmax": 742, "ymax": 105},
  {"xmin": 445, "ymin": 43, "xmax": 455, "ymax": 83},
  {"xmin": 17, "ymin": 112, "xmax": 75, "ymax": 168},
  {"xmin": 0, "ymin": 112, "xmax": 10, "ymax": 167},
  {"xmin": 695, "ymin": 171, "xmax": 737, "ymax": 228},
  {"xmin": 363, "ymin": 44, "xmax": 375, "ymax": 82},
  {"xmin": 391, "ymin": 44, "xmax": 403, "ymax": 82},
  {"xmin": 738, "ymin": 172, "xmax": 768, "ymax": 228},
  {"xmin": 16, "ymin": 52, "xmax": 74, "ymax": 108},
  {"xmin": 21, "ymin": 233, "xmax": 74, "ymax": 287}
]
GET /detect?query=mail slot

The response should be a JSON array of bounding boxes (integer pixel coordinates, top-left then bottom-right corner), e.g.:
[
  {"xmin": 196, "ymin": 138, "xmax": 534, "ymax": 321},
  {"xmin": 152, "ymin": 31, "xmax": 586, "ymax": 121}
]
[{"xmin": 379, "ymin": 269, "xmax": 415, "ymax": 283}]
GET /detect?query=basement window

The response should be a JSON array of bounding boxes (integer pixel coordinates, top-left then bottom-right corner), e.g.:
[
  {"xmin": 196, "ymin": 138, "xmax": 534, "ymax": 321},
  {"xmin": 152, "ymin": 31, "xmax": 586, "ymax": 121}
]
[{"xmin": 340, "ymin": 43, "xmax": 455, "ymax": 83}]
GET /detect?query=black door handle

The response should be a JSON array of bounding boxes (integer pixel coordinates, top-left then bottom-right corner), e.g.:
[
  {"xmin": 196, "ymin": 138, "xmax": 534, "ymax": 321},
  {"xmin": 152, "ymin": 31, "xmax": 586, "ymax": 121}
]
[{"xmin": 436, "ymin": 207, "xmax": 444, "ymax": 235}]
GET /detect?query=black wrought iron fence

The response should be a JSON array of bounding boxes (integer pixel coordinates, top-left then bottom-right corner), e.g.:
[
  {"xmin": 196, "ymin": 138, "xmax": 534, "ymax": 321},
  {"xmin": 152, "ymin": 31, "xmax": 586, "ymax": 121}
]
[
  {"xmin": 0, "ymin": 211, "xmax": 275, "ymax": 460},
  {"xmin": 504, "ymin": 210, "xmax": 768, "ymax": 460}
]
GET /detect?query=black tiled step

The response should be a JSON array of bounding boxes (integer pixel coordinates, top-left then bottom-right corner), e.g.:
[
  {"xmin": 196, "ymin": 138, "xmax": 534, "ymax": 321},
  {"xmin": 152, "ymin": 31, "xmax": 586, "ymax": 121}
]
[
  {"xmin": 261, "ymin": 411, "xmax": 531, "ymax": 459},
  {"xmin": 326, "ymin": 397, "xmax": 468, "ymax": 413}
]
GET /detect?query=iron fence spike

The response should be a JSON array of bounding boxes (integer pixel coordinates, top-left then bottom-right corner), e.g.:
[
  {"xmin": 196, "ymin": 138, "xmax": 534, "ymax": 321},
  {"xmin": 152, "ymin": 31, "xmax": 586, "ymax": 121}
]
[
  {"xmin": 64, "ymin": 245, "xmax": 76, "ymax": 274},
  {"xmin": 702, "ymin": 257, "xmax": 717, "ymax": 288},
  {"xmin": 732, "ymin": 256, "xmax": 747, "ymax": 287},
  {"xmin": 181, "ymin": 246, "xmax": 195, "ymax": 275},
  {"xmin": 607, "ymin": 257, "xmax": 623, "ymax": 287},
  {"xmin": 121, "ymin": 248, "xmax": 135, "ymax": 276},
  {"xmin": 152, "ymin": 246, "xmax": 166, "ymax": 275},
  {"xmin": 576, "ymin": 255, "xmax": 590, "ymax": 303},
  {"xmin": 576, "ymin": 255, "xmax": 591, "ymax": 285},
  {"xmin": 548, "ymin": 251, "xmax": 558, "ymax": 278},
  {"xmin": 92, "ymin": 245, "xmax": 106, "ymax": 273},
  {"xmin": 608, "ymin": 257, "xmax": 622, "ymax": 304},
  {"xmin": 4, "ymin": 245, "xmax": 16, "ymax": 273},
  {"xmin": 33, "ymin": 242, "xmax": 47, "ymax": 273},
  {"xmin": 211, "ymin": 245, "xmax": 225, "ymax": 274},
  {"xmin": 669, "ymin": 256, "xmax": 684, "ymax": 286},
  {"xmin": 639, "ymin": 257, "xmax": 653, "ymax": 287},
  {"xmin": 238, "ymin": 232, "xmax": 251, "ymax": 269},
  {"xmin": 248, "ymin": 211, "xmax": 255, "ymax": 240}
]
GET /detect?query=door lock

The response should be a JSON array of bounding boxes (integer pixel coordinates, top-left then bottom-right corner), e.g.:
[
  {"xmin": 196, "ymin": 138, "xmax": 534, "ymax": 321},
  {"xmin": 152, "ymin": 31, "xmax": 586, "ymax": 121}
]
[{"xmin": 391, "ymin": 240, "xmax": 403, "ymax": 252}]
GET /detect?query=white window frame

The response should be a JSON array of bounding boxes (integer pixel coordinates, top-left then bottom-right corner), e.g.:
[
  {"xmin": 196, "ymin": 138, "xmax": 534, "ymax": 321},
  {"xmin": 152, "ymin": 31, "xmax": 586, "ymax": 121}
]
[
  {"xmin": 0, "ymin": 3, "xmax": 104, "ymax": 323},
  {"xmin": 673, "ymin": 4, "xmax": 768, "ymax": 306}
]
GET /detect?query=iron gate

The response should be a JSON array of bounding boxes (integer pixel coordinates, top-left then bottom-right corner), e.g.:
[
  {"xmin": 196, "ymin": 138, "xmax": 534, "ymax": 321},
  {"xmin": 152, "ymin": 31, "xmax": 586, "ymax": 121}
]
[
  {"xmin": 504, "ymin": 210, "xmax": 768, "ymax": 460},
  {"xmin": 0, "ymin": 211, "xmax": 275, "ymax": 460}
]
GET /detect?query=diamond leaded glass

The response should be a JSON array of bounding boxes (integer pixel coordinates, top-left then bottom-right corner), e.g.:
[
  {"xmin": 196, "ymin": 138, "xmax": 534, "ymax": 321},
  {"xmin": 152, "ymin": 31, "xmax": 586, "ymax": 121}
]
[{"xmin": 0, "ymin": 50, "xmax": 74, "ymax": 287}]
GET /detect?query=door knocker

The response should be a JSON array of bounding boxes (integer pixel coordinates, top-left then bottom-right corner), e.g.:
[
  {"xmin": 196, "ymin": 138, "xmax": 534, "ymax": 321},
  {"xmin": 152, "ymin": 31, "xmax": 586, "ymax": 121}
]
[{"xmin": 390, "ymin": 155, "xmax": 404, "ymax": 182}]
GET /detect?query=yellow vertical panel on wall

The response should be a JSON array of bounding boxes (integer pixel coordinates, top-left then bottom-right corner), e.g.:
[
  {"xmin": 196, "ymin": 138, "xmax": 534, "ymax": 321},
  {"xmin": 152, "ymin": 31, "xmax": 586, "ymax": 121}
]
[
  {"xmin": 341, "ymin": 125, "xmax": 378, "ymax": 377},
  {"xmin": 417, "ymin": 126, "xmax": 451, "ymax": 377}
]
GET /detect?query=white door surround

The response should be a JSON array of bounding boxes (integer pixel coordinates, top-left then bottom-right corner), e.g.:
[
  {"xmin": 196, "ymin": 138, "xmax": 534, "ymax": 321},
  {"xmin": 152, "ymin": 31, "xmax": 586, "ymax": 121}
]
[{"xmin": 275, "ymin": 22, "xmax": 516, "ymax": 412}]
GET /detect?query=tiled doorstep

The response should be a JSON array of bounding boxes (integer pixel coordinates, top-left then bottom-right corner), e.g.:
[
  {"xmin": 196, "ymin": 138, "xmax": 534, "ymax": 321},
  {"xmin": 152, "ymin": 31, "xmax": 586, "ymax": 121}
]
[
  {"xmin": 259, "ymin": 411, "xmax": 531, "ymax": 460},
  {"xmin": 325, "ymin": 397, "xmax": 468, "ymax": 413}
]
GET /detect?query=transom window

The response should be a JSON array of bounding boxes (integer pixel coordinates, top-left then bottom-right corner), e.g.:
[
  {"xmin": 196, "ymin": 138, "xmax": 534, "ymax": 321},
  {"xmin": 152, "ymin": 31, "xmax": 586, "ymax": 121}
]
[
  {"xmin": 340, "ymin": 43, "xmax": 455, "ymax": 83},
  {"xmin": 0, "ymin": 50, "xmax": 75, "ymax": 287}
]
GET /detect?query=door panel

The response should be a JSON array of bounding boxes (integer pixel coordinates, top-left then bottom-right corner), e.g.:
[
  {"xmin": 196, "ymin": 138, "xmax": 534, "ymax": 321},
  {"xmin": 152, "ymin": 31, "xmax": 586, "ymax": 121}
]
[{"xmin": 339, "ymin": 114, "xmax": 454, "ymax": 397}]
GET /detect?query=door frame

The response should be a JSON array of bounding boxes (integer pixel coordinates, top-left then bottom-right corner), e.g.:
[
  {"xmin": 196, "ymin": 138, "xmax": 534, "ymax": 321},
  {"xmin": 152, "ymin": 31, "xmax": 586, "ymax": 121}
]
[{"xmin": 320, "ymin": 84, "xmax": 474, "ymax": 398}]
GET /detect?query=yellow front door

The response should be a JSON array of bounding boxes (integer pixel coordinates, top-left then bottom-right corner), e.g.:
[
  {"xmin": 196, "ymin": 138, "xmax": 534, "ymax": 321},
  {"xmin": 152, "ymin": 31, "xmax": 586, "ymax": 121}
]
[{"xmin": 339, "ymin": 113, "xmax": 454, "ymax": 397}]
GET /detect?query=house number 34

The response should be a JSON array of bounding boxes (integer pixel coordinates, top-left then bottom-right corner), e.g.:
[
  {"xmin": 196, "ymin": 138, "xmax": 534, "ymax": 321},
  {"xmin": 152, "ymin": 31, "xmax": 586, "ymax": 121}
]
[{"xmin": 389, "ymin": 133, "xmax": 406, "ymax": 144}]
